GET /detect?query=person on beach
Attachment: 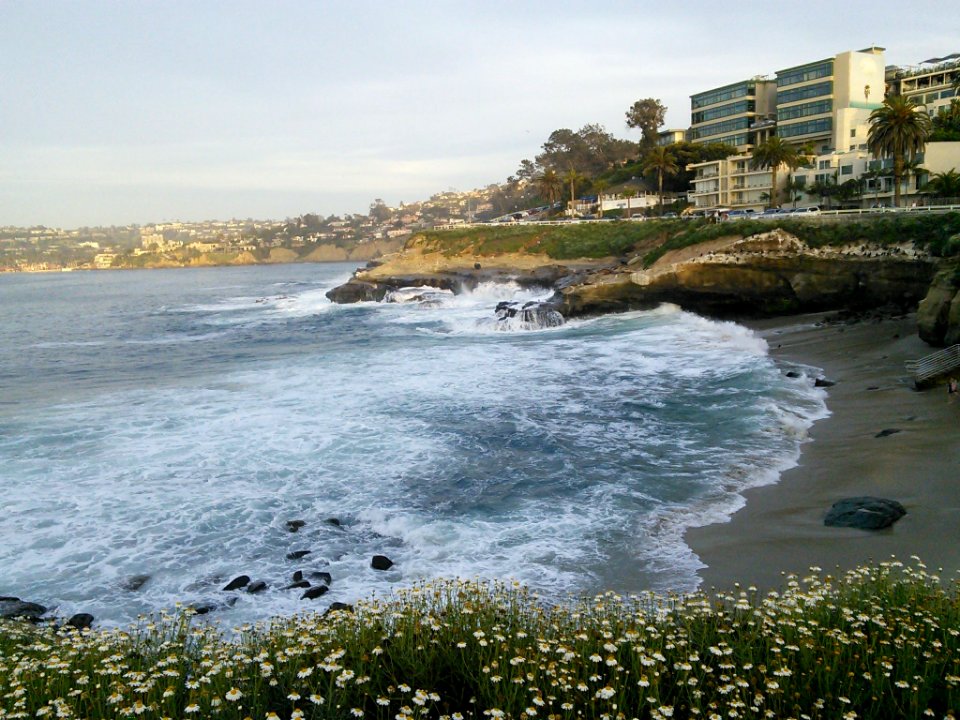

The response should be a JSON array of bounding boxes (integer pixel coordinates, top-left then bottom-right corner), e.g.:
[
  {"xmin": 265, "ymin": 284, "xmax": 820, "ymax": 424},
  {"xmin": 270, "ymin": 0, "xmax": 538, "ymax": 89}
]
[{"xmin": 948, "ymin": 377, "xmax": 958, "ymax": 402}]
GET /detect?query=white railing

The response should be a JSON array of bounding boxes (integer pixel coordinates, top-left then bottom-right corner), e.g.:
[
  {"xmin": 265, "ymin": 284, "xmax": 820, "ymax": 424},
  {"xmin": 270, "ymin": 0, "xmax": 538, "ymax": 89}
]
[{"xmin": 906, "ymin": 345, "xmax": 960, "ymax": 387}]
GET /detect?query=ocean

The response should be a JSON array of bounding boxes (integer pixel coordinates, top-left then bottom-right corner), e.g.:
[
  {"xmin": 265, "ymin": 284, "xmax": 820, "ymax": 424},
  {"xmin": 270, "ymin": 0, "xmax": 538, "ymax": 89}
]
[{"xmin": 0, "ymin": 263, "xmax": 827, "ymax": 626}]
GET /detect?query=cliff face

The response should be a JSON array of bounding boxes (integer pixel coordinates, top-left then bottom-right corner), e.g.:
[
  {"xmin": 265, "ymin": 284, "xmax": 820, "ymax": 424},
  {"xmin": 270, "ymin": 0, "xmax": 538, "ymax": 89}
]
[
  {"xmin": 326, "ymin": 228, "xmax": 940, "ymax": 324},
  {"xmin": 560, "ymin": 230, "xmax": 937, "ymax": 319},
  {"xmin": 917, "ymin": 265, "xmax": 960, "ymax": 346}
]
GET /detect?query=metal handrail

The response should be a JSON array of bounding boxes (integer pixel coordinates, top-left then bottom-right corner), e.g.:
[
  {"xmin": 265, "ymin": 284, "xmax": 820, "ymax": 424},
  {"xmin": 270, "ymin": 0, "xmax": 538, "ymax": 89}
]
[{"xmin": 906, "ymin": 345, "xmax": 960, "ymax": 385}]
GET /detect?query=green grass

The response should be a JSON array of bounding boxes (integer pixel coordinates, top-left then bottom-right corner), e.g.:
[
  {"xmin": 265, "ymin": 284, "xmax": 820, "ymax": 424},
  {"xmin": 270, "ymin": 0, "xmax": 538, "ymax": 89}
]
[
  {"xmin": 1, "ymin": 560, "xmax": 958, "ymax": 719},
  {"xmin": 414, "ymin": 214, "xmax": 960, "ymax": 269}
]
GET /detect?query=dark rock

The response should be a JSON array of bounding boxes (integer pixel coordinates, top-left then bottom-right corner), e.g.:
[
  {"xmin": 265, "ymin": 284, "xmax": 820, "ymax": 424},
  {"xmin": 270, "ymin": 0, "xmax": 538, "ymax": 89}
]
[
  {"xmin": 474, "ymin": 262, "xmax": 482, "ymax": 270},
  {"xmin": 190, "ymin": 596, "xmax": 238, "ymax": 615},
  {"xmin": 0, "ymin": 598, "xmax": 47, "ymax": 621},
  {"xmin": 814, "ymin": 378, "xmax": 835, "ymax": 387},
  {"xmin": 284, "ymin": 580, "xmax": 311, "ymax": 590},
  {"xmin": 247, "ymin": 580, "xmax": 268, "ymax": 594},
  {"xmin": 223, "ymin": 575, "xmax": 250, "ymax": 591},
  {"xmin": 302, "ymin": 585, "xmax": 329, "ymax": 600},
  {"xmin": 785, "ymin": 371, "xmax": 800, "ymax": 378},
  {"xmin": 327, "ymin": 602, "xmax": 354, "ymax": 613},
  {"xmin": 866, "ymin": 385, "xmax": 880, "ymax": 391},
  {"xmin": 325, "ymin": 280, "xmax": 388, "ymax": 304},
  {"xmin": 66, "ymin": 613, "xmax": 94, "ymax": 630},
  {"xmin": 292, "ymin": 570, "xmax": 304, "ymax": 582},
  {"xmin": 309, "ymin": 571, "xmax": 332, "ymax": 585},
  {"xmin": 286, "ymin": 520, "xmax": 306, "ymax": 533},
  {"xmin": 371, "ymin": 555, "xmax": 394, "ymax": 571},
  {"xmin": 875, "ymin": 428, "xmax": 902, "ymax": 438},
  {"xmin": 824, "ymin": 496, "xmax": 906, "ymax": 530},
  {"xmin": 495, "ymin": 301, "xmax": 564, "ymax": 329},
  {"xmin": 286, "ymin": 550, "xmax": 312, "ymax": 560},
  {"xmin": 325, "ymin": 517, "xmax": 342, "ymax": 527},
  {"xmin": 121, "ymin": 574, "xmax": 151, "ymax": 592}
]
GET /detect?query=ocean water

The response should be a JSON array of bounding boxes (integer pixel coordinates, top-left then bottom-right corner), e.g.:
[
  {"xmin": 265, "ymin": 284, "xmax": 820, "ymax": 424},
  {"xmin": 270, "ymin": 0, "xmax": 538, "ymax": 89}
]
[{"xmin": 0, "ymin": 263, "xmax": 828, "ymax": 626}]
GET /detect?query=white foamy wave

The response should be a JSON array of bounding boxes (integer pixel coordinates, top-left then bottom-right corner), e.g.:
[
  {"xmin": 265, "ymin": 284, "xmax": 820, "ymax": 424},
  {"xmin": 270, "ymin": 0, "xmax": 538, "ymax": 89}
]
[{"xmin": 0, "ymin": 266, "xmax": 831, "ymax": 626}]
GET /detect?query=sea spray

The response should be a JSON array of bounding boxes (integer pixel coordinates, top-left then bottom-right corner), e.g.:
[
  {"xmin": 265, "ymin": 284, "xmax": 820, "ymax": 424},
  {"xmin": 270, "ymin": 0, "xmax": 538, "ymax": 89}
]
[{"xmin": 0, "ymin": 264, "xmax": 827, "ymax": 625}]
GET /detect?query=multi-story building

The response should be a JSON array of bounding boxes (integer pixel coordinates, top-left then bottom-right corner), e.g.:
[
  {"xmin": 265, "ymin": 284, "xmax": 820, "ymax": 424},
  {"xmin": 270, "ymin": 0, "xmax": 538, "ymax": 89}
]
[
  {"xmin": 656, "ymin": 128, "xmax": 687, "ymax": 147},
  {"xmin": 686, "ymin": 48, "xmax": 887, "ymax": 211},
  {"xmin": 689, "ymin": 78, "xmax": 777, "ymax": 152},
  {"xmin": 775, "ymin": 47, "xmax": 885, "ymax": 153},
  {"xmin": 687, "ymin": 154, "xmax": 784, "ymax": 210},
  {"xmin": 888, "ymin": 53, "xmax": 959, "ymax": 116}
]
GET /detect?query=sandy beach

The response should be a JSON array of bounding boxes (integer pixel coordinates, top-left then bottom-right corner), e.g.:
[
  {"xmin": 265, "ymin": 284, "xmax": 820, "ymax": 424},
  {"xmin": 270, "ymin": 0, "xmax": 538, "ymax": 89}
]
[{"xmin": 686, "ymin": 311, "xmax": 960, "ymax": 591}]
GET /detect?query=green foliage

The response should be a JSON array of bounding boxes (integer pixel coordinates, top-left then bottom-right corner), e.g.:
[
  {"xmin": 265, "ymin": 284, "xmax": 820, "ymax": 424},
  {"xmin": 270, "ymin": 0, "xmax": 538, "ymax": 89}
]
[
  {"xmin": 625, "ymin": 98, "xmax": 667, "ymax": 148},
  {"xmin": 419, "ymin": 214, "xmax": 960, "ymax": 267},
  {"xmin": 418, "ymin": 223, "xmax": 671, "ymax": 260},
  {"xmin": 1, "ymin": 561, "xmax": 958, "ymax": 719}
]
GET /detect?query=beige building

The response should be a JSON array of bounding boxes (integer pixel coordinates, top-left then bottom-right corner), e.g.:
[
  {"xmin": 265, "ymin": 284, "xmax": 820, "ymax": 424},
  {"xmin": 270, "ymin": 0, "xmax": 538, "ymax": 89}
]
[
  {"xmin": 686, "ymin": 47, "xmax": 887, "ymax": 211},
  {"xmin": 889, "ymin": 53, "xmax": 960, "ymax": 116},
  {"xmin": 687, "ymin": 154, "xmax": 784, "ymax": 210},
  {"xmin": 775, "ymin": 47, "xmax": 885, "ymax": 153},
  {"xmin": 656, "ymin": 128, "xmax": 687, "ymax": 147}
]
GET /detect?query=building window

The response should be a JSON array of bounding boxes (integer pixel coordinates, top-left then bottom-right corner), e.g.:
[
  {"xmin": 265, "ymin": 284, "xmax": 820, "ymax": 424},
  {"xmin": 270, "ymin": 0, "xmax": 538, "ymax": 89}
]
[
  {"xmin": 850, "ymin": 129, "xmax": 857, "ymax": 138},
  {"xmin": 777, "ymin": 99, "xmax": 833, "ymax": 122},
  {"xmin": 690, "ymin": 116, "xmax": 751, "ymax": 141},
  {"xmin": 777, "ymin": 60, "xmax": 834, "ymax": 88},
  {"xmin": 692, "ymin": 100, "xmax": 754, "ymax": 124},
  {"xmin": 692, "ymin": 83, "xmax": 752, "ymax": 109},
  {"xmin": 777, "ymin": 117, "xmax": 833, "ymax": 139},
  {"xmin": 777, "ymin": 81, "xmax": 833, "ymax": 106},
  {"xmin": 818, "ymin": 160, "xmax": 831, "ymax": 169},
  {"xmin": 841, "ymin": 165, "xmax": 853, "ymax": 175}
]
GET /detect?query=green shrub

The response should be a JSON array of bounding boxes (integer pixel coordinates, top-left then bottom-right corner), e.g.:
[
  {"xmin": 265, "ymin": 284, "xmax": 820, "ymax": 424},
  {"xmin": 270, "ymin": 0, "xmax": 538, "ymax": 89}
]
[{"xmin": 1, "ymin": 560, "xmax": 957, "ymax": 719}]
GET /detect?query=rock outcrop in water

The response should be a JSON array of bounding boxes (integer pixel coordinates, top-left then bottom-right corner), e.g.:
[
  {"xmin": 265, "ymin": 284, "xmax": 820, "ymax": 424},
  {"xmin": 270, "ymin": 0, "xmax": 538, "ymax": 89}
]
[
  {"xmin": 495, "ymin": 301, "xmax": 565, "ymax": 329},
  {"xmin": 326, "ymin": 229, "xmax": 939, "ymax": 324}
]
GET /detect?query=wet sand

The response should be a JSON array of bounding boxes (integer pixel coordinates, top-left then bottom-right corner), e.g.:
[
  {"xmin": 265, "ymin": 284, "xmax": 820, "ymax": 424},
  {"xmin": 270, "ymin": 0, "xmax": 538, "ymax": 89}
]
[{"xmin": 686, "ymin": 311, "xmax": 960, "ymax": 591}]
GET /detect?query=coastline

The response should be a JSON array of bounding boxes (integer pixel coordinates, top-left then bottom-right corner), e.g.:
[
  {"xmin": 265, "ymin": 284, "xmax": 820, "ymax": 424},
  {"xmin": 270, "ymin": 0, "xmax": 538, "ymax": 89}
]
[{"xmin": 686, "ymin": 311, "xmax": 960, "ymax": 590}]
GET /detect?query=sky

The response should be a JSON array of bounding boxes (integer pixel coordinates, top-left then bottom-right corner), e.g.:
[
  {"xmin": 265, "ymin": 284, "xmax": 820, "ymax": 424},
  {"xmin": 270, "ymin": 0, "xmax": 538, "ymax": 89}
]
[{"xmin": 1, "ymin": 1, "xmax": 957, "ymax": 228}]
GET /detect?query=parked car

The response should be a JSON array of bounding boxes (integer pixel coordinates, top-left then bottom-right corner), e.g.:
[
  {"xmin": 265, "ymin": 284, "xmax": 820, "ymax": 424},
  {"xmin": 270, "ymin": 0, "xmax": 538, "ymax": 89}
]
[
  {"xmin": 789, "ymin": 206, "xmax": 821, "ymax": 215},
  {"xmin": 726, "ymin": 209, "xmax": 757, "ymax": 220}
]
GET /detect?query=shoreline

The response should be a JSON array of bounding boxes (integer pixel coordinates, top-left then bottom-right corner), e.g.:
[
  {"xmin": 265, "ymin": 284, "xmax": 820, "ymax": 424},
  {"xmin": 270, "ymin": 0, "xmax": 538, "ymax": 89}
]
[{"xmin": 686, "ymin": 311, "xmax": 960, "ymax": 590}]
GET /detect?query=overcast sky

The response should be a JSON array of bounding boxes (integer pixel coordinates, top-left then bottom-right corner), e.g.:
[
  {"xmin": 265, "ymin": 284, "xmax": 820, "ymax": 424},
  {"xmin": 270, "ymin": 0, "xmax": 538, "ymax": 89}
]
[{"xmin": 1, "ymin": 1, "xmax": 957, "ymax": 228}]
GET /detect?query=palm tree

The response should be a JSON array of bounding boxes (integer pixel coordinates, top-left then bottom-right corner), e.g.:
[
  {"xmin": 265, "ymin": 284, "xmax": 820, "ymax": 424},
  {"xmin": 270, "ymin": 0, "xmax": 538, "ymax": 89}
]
[
  {"xmin": 867, "ymin": 95, "xmax": 932, "ymax": 207},
  {"xmin": 750, "ymin": 137, "xmax": 802, "ymax": 209},
  {"xmin": 592, "ymin": 179, "xmax": 610, "ymax": 218},
  {"xmin": 536, "ymin": 170, "xmax": 563, "ymax": 210},
  {"xmin": 925, "ymin": 169, "xmax": 960, "ymax": 199},
  {"xmin": 642, "ymin": 146, "xmax": 679, "ymax": 215},
  {"xmin": 784, "ymin": 176, "xmax": 806, "ymax": 209},
  {"xmin": 561, "ymin": 168, "xmax": 587, "ymax": 216},
  {"xmin": 622, "ymin": 188, "xmax": 638, "ymax": 218}
]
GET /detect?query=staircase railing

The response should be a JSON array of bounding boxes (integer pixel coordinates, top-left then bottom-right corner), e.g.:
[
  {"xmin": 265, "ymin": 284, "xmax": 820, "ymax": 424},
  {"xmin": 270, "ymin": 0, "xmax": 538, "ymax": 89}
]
[{"xmin": 906, "ymin": 345, "xmax": 960, "ymax": 387}]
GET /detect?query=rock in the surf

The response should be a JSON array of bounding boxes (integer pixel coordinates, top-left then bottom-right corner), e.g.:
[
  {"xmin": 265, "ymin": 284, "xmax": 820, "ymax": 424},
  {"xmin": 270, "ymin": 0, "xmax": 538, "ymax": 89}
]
[
  {"xmin": 0, "ymin": 598, "xmax": 47, "ymax": 621},
  {"xmin": 246, "ymin": 580, "xmax": 268, "ymax": 594},
  {"xmin": 302, "ymin": 585, "xmax": 329, "ymax": 600},
  {"xmin": 223, "ymin": 575, "xmax": 250, "ymax": 591},
  {"xmin": 371, "ymin": 555, "xmax": 394, "ymax": 571},
  {"xmin": 66, "ymin": 613, "xmax": 95, "ymax": 630}
]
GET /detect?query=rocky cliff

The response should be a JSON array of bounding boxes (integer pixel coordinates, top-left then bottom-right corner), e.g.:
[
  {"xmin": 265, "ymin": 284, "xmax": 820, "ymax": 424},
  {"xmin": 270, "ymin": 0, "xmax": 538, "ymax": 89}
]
[
  {"xmin": 328, "ymin": 228, "xmax": 940, "ymax": 323},
  {"xmin": 559, "ymin": 230, "xmax": 937, "ymax": 319},
  {"xmin": 916, "ymin": 264, "xmax": 960, "ymax": 346}
]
